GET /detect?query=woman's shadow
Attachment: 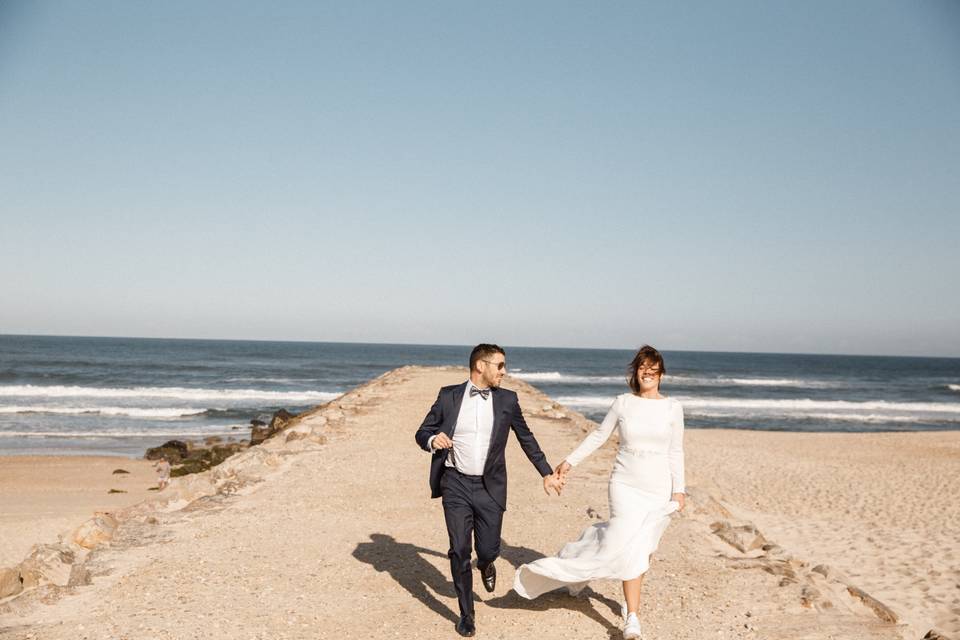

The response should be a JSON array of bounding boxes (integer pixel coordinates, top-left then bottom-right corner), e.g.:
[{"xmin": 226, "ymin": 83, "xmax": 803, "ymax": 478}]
[
  {"xmin": 352, "ymin": 533, "xmax": 459, "ymax": 623},
  {"xmin": 353, "ymin": 533, "xmax": 622, "ymax": 637},
  {"xmin": 487, "ymin": 540, "xmax": 623, "ymax": 637}
]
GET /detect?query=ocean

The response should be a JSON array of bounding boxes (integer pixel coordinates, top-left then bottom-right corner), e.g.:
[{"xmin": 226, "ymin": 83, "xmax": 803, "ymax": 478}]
[{"xmin": 1, "ymin": 335, "xmax": 958, "ymax": 457}]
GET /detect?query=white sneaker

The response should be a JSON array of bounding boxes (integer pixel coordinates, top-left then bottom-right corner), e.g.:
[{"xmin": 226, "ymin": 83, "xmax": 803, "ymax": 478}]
[{"xmin": 623, "ymin": 612, "xmax": 643, "ymax": 640}]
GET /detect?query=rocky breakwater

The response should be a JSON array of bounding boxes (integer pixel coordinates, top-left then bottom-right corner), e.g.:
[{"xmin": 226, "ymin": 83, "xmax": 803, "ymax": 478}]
[
  {"xmin": 0, "ymin": 400, "xmax": 332, "ymax": 603},
  {"xmin": 143, "ymin": 409, "xmax": 298, "ymax": 478}
]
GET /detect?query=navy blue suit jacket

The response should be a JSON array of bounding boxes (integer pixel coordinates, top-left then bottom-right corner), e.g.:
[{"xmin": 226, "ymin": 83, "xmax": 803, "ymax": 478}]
[{"xmin": 415, "ymin": 382, "xmax": 553, "ymax": 510}]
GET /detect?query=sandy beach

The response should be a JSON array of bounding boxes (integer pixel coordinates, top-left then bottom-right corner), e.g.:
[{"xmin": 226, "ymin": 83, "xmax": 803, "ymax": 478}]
[
  {"xmin": 0, "ymin": 456, "xmax": 157, "ymax": 568},
  {"xmin": 0, "ymin": 367, "xmax": 956, "ymax": 639}
]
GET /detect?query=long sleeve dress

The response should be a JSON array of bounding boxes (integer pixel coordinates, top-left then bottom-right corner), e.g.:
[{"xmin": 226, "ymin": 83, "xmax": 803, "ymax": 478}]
[{"xmin": 513, "ymin": 394, "xmax": 685, "ymax": 599}]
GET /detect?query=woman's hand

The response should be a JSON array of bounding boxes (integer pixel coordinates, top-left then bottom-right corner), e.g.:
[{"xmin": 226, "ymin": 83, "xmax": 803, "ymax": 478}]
[
  {"xmin": 555, "ymin": 460, "xmax": 572, "ymax": 478},
  {"xmin": 671, "ymin": 492, "xmax": 686, "ymax": 512}
]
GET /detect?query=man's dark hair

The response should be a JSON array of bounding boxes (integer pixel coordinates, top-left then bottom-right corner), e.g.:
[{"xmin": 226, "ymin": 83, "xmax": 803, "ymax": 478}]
[{"xmin": 469, "ymin": 343, "xmax": 506, "ymax": 372}]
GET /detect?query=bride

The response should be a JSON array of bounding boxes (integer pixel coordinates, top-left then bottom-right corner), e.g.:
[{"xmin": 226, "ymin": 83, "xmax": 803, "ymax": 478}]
[{"xmin": 513, "ymin": 345, "xmax": 686, "ymax": 640}]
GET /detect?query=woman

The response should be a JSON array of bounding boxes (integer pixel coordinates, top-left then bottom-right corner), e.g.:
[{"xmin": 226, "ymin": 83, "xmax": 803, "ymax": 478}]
[{"xmin": 513, "ymin": 345, "xmax": 685, "ymax": 640}]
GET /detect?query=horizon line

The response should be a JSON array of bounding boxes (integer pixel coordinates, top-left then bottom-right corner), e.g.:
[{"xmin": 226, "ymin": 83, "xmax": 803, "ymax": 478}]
[{"xmin": 1, "ymin": 331, "xmax": 957, "ymax": 361}]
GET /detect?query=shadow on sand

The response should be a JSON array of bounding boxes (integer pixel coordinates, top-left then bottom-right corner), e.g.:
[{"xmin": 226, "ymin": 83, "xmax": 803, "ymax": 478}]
[
  {"xmin": 489, "ymin": 540, "xmax": 623, "ymax": 636},
  {"xmin": 352, "ymin": 533, "xmax": 458, "ymax": 623},
  {"xmin": 352, "ymin": 533, "xmax": 621, "ymax": 636}
]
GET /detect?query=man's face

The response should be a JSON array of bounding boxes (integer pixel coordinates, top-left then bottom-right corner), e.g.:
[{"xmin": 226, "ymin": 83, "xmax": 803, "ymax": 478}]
[{"xmin": 479, "ymin": 352, "xmax": 506, "ymax": 388}]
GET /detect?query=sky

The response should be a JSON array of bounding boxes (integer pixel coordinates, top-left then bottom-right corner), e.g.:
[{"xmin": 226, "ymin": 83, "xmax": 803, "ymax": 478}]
[{"xmin": 0, "ymin": 1, "xmax": 958, "ymax": 356}]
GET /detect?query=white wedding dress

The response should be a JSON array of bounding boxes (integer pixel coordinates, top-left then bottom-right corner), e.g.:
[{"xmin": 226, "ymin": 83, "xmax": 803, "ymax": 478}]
[{"xmin": 514, "ymin": 394, "xmax": 685, "ymax": 599}]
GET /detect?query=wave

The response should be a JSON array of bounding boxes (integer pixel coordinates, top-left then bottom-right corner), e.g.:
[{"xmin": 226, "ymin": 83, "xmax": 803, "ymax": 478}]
[
  {"xmin": 512, "ymin": 372, "xmax": 624, "ymax": 384},
  {"xmin": 0, "ymin": 406, "xmax": 207, "ymax": 418},
  {"xmin": 666, "ymin": 375, "xmax": 842, "ymax": 389},
  {"xmin": 679, "ymin": 397, "xmax": 960, "ymax": 413},
  {"xmin": 223, "ymin": 377, "xmax": 318, "ymax": 384},
  {"xmin": 554, "ymin": 395, "xmax": 960, "ymax": 415},
  {"xmin": 514, "ymin": 371, "xmax": 841, "ymax": 389},
  {"xmin": 0, "ymin": 429, "xmax": 244, "ymax": 438},
  {"xmin": 948, "ymin": 384, "xmax": 960, "ymax": 392},
  {"xmin": 687, "ymin": 410, "xmax": 960, "ymax": 424},
  {"xmin": 0, "ymin": 384, "xmax": 340, "ymax": 403}
]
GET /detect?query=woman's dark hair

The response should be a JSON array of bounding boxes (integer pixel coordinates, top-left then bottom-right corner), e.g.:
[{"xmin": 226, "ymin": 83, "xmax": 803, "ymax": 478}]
[{"xmin": 628, "ymin": 345, "xmax": 665, "ymax": 393}]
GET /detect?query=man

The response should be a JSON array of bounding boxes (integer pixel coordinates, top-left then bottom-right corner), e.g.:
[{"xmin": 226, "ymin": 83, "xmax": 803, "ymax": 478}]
[{"xmin": 415, "ymin": 344, "xmax": 563, "ymax": 637}]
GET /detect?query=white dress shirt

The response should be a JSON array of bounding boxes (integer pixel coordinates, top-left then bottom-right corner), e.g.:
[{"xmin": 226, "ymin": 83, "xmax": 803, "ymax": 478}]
[{"xmin": 428, "ymin": 381, "xmax": 495, "ymax": 476}]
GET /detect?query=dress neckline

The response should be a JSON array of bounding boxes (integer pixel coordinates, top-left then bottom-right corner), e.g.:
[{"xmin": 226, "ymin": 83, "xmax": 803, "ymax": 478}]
[{"xmin": 626, "ymin": 393, "xmax": 668, "ymax": 401}]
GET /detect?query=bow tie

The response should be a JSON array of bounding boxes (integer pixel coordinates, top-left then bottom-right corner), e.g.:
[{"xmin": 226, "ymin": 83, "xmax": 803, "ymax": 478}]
[{"xmin": 470, "ymin": 387, "xmax": 491, "ymax": 400}]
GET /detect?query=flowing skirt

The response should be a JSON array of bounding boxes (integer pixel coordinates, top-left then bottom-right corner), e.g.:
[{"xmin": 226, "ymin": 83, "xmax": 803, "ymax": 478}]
[{"xmin": 513, "ymin": 452, "xmax": 677, "ymax": 600}]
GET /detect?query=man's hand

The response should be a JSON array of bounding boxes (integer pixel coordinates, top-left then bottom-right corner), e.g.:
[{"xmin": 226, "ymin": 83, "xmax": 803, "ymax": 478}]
[
  {"xmin": 431, "ymin": 433, "xmax": 454, "ymax": 450},
  {"xmin": 543, "ymin": 473, "xmax": 564, "ymax": 496},
  {"xmin": 671, "ymin": 492, "xmax": 686, "ymax": 512}
]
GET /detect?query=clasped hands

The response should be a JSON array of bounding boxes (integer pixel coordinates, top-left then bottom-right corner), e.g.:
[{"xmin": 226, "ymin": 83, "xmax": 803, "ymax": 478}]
[{"xmin": 543, "ymin": 460, "xmax": 572, "ymax": 496}]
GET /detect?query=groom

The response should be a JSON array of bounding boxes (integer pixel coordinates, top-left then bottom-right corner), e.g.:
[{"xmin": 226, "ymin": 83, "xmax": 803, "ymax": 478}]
[{"xmin": 415, "ymin": 344, "xmax": 562, "ymax": 637}]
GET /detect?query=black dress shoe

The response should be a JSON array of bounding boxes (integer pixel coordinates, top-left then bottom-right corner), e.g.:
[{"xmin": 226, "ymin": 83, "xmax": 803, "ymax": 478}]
[
  {"xmin": 480, "ymin": 562, "xmax": 496, "ymax": 593},
  {"xmin": 456, "ymin": 614, "xmax": 476, "ymax": 637}
]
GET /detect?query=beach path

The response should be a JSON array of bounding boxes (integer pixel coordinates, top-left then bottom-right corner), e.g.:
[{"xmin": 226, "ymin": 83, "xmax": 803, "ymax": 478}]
[{"xmin": 0, "ymin": 367, "xmax": 908, "ymax": 639}]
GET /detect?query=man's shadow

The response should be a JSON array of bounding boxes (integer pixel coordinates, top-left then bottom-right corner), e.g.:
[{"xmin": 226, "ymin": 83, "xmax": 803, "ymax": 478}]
[
  {"xmin": 352, "ymin": 533, "xmax": 459, "ymax": 623},
  {"xmin": 353, "ymin": 533, "xmax": 622, "ymax": 636},
  {"xmin": 486, "ymin": 540, "xmax": 623, "ymax": 637}
]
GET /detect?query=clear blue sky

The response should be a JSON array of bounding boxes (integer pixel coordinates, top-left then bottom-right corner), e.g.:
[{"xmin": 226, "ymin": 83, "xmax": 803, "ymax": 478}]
[{"xmin": 1, "ymin": 1, "xmax": 958, "ymax": 356}]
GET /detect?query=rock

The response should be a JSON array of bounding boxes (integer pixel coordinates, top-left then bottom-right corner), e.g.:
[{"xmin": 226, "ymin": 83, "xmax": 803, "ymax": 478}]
[
  {"xmin": 249, "ymin": 423, "xmax": 271, "ymax": 446},
  {"xmin": 144, "ymin": 440, "xmax": 190, "ymax": 463},
  {"xmin": 0, "ymin": 566, "xmax": 23, "ymax": 598},
  {"xmin": 710, "ymin": 521, "xmax": 768, "ymax": 553},
  {"xmin": 170, "ymin": 442, "xmax": 245, "ymax": 477},
  {"xmin": 18, "ymin": 544, "xmax": 76, "ymax": 587},
  {"xmin": 846, "ymin": 585, "xmax": 898, "ymax": 623},
  {"xmin": 112, "ymin": 468, "xmax": 130, "ymax": 474},
  {"xmin": 203, "ymin": 435, "xmax": 224, "ymax": 445},
  {"xmin": 72, "ymin": 512, "xmax": 118, "ymax": 549},
  {"xmin": 799, "ymin": 585, "xmax": 821, "ymax": 608},
  {"xmin": 108, "ymin": 489, "xmax": 127, "ymax": 494},
  {"xmin": 250, "ymin": 419, "xmax": 266, "ymax": 428},
  {"xmin": 923, "ymin": 630, "xmax": 951, "ymax": 640},
  {"xmin": 250, "ymin": 409, "xmax": 297, "ymax": 446},
  {"xmin": 268, "ymin": 409, "xmax": 295, "ymax": 431}
]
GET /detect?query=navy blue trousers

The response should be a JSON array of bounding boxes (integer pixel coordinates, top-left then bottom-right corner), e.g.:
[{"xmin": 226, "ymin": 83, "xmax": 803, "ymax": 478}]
[{"xmin": 440, "ymin": 469, "xmax": 504, "ymax": 618}]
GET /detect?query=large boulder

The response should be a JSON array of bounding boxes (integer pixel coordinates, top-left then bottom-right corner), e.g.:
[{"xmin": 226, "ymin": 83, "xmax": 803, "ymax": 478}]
[
  {"xmin": 145, "ymin": 439, "xmax": 190, "ymax": 463},
  {"xmin": 0, "ymin": 566, "xmax": 22, "ymax": 598},
  {"xmin": 72, "ymin": 512, "xmax": 118, "ymax": 549},
  {"xmin": 250, "ymin": 409, "xmax": 296, "ymax": 446},
  {"xmin": 18, "ymin": 544, "xmax": 76, "ymax": 588}
]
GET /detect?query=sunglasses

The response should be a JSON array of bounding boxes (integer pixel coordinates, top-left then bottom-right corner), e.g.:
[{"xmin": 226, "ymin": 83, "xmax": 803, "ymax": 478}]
[{"xmin": 481, "ymin": 359, "xmax": 507, "ymax": 371}]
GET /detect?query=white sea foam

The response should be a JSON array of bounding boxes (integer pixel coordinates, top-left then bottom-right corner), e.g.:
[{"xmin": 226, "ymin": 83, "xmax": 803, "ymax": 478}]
[
  {"xmin": 0, "ymin": 384, "xmax": 340, "ymax": 403},
  {"xmin": 678, "ymin": 397, "xmax": 960, "ymax": 413},
  {"xmin": 687, "ymin": 411, "xmax": 959, "ymax": 424},
  {"xmin": 514, "ymin": 371, "xmax": 840, "ymax": 389},
  {"xmin": 224, "ymin": 377, "xmax": 318, "ymax": 384},
  {"xmin": 0, "ymin": 406, "xmax": 207, "ymax": 418},
  {"xmin": 0, "ymin": 429, "xmax": 243, "ymax": 438},
  {"xmin": 555, "ymin": 395, "xmax": 960, "ymax": 416},
  {"xmin": 948, "ymin": 384, "xmax": 960, "ymax": 392},
  {"xmin": 512, "ymin": 372, "xmax": 624, "ymax": 384},
  {"xmin": 667, "ymin": 375, "xmax": 841, "ymax": 389}
]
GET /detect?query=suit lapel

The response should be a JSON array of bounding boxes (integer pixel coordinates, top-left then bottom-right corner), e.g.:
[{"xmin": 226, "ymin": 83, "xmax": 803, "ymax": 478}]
[
  {"xmin": 449, "ymin": 382, "xmax": 468, "ymax": 436},
  {"xmin": 485, "ymin": 388, "xmax": 507, "ymax": 466}
]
